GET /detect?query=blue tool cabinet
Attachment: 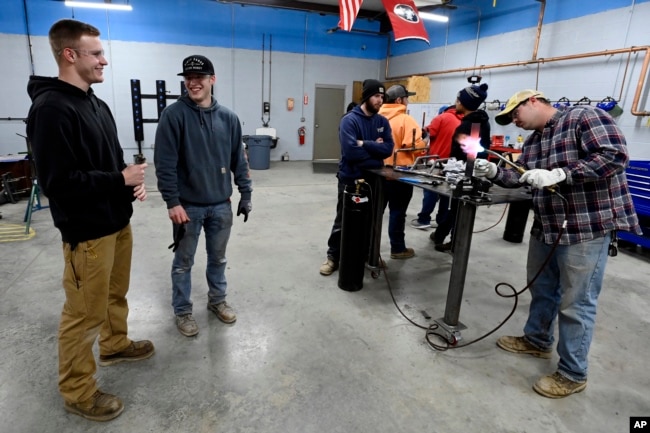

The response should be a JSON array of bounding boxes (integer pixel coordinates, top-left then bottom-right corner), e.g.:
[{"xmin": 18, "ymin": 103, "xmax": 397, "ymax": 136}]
[{"xmin": 618, "ymin": 160, "xmax": 650, "ymax": 248}]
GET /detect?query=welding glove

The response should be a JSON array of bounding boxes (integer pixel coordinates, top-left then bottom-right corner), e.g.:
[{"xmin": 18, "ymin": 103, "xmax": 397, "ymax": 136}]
[
  {"xmin": 519, "ymin": 168, "xmax": 566, "ymax": 189},
  {"xmin": 237, "ymin": 199, "xmax": 252, "ymax": 222},
  {"xmin": 473, "ymin": 159, "xmax": 498, "ymax": 179}
]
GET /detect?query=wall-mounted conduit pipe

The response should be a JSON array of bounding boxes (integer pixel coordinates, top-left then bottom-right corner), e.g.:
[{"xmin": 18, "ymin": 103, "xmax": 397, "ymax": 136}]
[
  {"xmin": 387, "ymin": 46, "xmax": 650, "ymax": 117},
  {"xmin": 22, "ymin": 0, "xmax": 35, "ymax": 75}
]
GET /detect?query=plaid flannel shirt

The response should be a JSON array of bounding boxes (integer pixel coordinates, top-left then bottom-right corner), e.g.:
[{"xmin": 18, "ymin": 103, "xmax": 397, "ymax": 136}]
[{"xmin": 494, "ymin": 106, "xmax": 641, "ymax": 245}]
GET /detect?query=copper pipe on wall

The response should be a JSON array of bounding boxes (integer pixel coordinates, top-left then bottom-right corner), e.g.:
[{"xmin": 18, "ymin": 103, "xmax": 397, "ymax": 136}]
[
  {"xmin": 631, "ymin": 47, "xmax": 650, "ymax": 116},
  {"xmin": 386, "ymin": 46, "xmax": 650, "ymax": 117},
  {"xmin": 619, "ymin": 50, "xmax": 633, "ymax": 102}
]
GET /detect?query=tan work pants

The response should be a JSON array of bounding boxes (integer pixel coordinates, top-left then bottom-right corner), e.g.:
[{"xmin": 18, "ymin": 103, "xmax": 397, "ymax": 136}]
[{"xmin": 58, "ymin": 224, "xmax": 133, "ymax": 403}]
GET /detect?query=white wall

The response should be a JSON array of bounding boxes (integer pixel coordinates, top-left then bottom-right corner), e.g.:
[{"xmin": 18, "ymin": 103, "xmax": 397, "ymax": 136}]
[{"xmin": 0, "ymin": 34, "xmax": 381, "ymax": 161}]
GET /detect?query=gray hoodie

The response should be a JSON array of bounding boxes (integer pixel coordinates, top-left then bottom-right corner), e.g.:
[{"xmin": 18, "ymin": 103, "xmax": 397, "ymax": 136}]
[{"xmin": 154, "ymin": 95, "xmax": 252, "ymax": 208}]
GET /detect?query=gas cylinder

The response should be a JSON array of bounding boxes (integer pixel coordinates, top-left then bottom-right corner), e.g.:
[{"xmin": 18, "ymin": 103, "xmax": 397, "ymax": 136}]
[{"xmin": 338, "ymin": 180, "xmax": 372, "ymax": 291}]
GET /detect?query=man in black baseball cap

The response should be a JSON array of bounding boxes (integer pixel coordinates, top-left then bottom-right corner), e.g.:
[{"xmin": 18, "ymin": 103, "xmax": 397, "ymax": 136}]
[
  {"xmin": 177, "ymin": 55, "xmax": 215, "ymax": 76},
  {"xmin": 155, "ymin": 53, "xmax": 251, "ymax": 336}
]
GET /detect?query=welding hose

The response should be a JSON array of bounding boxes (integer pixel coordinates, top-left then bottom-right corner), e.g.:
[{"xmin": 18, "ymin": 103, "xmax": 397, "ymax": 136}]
[{"xmin": 424, "ymin": 219, "xmax": 568, "ymax": 351}]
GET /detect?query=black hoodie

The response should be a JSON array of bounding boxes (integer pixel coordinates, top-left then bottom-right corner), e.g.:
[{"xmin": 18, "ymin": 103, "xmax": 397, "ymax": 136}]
[{"xmin": 26, "ymin": 76, "xmax": 135, "ymax": 245}]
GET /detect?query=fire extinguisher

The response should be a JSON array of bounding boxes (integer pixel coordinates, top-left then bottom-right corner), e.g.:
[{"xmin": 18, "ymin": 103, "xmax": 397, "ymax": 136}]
[{"xmin": 298, "ymin": 126, "xmax": 306, "ymax": 145}]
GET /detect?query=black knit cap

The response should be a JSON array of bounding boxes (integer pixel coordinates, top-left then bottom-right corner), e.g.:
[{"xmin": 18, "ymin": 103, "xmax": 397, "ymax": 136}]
[
  {"xmin": 457, "ymin": 83, "xmax": 488, "ymax": 111},
  {"xmin": 178, "ymin": 55, "xmax": 215, "ymax": 76},
  {"xmin": 361, "ymin": 79, "xmax": 385, "ymax": 104}
]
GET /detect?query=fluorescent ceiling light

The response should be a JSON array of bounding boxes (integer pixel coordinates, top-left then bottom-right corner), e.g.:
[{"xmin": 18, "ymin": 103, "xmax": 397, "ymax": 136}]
[
  {"xmin": 65, "ymin": 1, "xmax": 133, "ymax": 11},
  {"xmin": 419, "ymin": 12, "xmax": 449, "ymax": 23}
]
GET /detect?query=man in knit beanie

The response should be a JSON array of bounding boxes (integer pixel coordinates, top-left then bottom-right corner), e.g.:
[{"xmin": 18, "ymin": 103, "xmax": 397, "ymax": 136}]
[
  {"xmin": 431, "ymin": 82, "xmax": 491, "ymax": 252},
  {"xmin": 360, "ymin": 79, "xmax": 385, "ymax": 105},
  {"xmin": 456, "ymin": 83, "xmax": 489, "ymax": 112},
  {"xmin": 320, "ymin": 78, "xmax": 394, "ymax": 276}
]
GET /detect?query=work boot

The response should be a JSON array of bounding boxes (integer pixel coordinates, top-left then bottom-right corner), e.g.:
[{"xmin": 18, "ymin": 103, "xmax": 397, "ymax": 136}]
[
  {"xmin": 319, "ymin": 258, "xmax": 338, "ymax": 276},
  {"xmin": 434, "ymin": 242, "xmax": 452, "ymax": 252},
  {"xmin": 496, "ymin": 336, "xmax": 552, "ymax": 359},
  {"xmin": 175, "ymin": 313, "xmax": 199, "ymax": 337},
  {"xmin": 533, "ymin": 372, "xmax": 587, "ymax": 398},
  {"xmin": 64, "ymin": 390, "xmax": 124, "ymax": 422},
  {"xmin": 208, "ymin": 301, "xmax": 237, "ymax": 324},
  {"xmin": 390, "ymin": 248, "xmax": 415, "ymax": 259},
  {"xmin": 98, "ymin": 340, "xmax": 155, "ymax": 366}
]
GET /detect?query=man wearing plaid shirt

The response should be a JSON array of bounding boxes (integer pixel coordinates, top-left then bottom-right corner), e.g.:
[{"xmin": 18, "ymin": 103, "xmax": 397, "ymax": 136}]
[{"xmin": 473, "ymin": 89, "xmax": 641, "ymax": 398}]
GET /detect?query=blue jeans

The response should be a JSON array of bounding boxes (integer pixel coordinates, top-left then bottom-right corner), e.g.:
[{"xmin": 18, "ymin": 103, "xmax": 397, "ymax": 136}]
[
  {"xmin": 524, "ymin": 232, "xmax": 611, "ymax": 382},
  {"xmin": 171, "ymin": 202, "xmax": 233, "ymax": 315},
  {"xmin": 416, "ymin": 190, "xmax": 449, "ymax": 225},
  {"xmin": 383, "ymin": 180, "xmax": 413, "ymax": 253},
  {"xmin": 326, "ymin": 180, "xmax": 347, "ymax": 261}
]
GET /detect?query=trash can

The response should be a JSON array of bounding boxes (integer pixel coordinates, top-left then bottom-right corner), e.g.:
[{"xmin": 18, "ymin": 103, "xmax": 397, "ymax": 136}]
[{"xmin": 247, "ymin": 135, "xmax": 272, "ymax": 170}]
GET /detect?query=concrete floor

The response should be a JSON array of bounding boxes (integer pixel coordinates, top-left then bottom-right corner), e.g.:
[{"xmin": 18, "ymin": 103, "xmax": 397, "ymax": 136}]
[{"xmin": 1, "ymin": 161, "xmax": 649, "ymax": 433}]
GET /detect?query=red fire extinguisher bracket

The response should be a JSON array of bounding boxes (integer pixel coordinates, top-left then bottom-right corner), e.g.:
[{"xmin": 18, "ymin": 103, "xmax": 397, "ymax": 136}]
[{"xmin": 298, "ymin": 126, "xmax": 306, "ymax": 145}]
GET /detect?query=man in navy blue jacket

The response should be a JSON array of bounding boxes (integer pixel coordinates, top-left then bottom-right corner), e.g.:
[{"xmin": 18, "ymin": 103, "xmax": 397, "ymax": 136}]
[{"xmin": 320, "ymin": 79, "xmax": 394, "ymax": 276}]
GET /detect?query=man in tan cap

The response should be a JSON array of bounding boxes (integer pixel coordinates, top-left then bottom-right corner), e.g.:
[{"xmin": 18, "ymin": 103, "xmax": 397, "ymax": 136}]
[{"xmin": 474, "ymin": 89, "xmax": 641, "ymax": 398}]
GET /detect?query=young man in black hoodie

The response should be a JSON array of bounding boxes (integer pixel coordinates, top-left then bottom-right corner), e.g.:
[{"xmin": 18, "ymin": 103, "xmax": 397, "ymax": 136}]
[
  {"xmin": 26, "ymin": 19, "xmax": 153, "ymax": 422},
  {"xmin": 431, "ymin": 83, "xmax": 491, "ymax": 251}
]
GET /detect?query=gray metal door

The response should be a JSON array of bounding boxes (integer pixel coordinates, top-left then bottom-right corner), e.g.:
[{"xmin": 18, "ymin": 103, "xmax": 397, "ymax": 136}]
[{"xmin": 313, "ymin": 86, "xmax": 345, "ymax": 161}]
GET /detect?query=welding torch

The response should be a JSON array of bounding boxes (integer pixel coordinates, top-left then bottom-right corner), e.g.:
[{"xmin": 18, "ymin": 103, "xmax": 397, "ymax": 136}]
[
  {"xmin": 483, "ymin": 149, "xmax": 561, "ymax": 196},
  {"xmin": 134, "ymin": 140, "xmax": 146, "ymax": 164}
]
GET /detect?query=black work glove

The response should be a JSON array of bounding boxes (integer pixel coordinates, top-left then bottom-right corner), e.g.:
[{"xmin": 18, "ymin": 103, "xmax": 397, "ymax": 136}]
[
  {"xmin": 237, "ymin": 199, "xmax": 252, "ymax": 222},
  {"xmin": 168, "ymin": 224, "xmax": 186, "ymax": 252}
]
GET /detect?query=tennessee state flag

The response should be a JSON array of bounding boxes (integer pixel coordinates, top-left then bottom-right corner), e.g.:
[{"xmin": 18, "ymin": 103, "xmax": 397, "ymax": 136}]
[
  {"xmin": 381, "ymin": 0, "xmax": 430, "ymax": 43},
  {"xmin": 338, "ymin": 0, "xmax": 364, "ymax": 31}
]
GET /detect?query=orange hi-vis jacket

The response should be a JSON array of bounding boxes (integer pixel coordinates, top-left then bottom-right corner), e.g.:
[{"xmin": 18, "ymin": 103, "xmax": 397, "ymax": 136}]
[{"xmin": 378, "ymin": 103, "xmax": 427, "ymax": 167}]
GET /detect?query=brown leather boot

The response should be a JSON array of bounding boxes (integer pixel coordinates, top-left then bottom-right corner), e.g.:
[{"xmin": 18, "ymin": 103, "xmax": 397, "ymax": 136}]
[{"xmin": 64, "ymin": 390, "xmax": 124, "ymax": 422}]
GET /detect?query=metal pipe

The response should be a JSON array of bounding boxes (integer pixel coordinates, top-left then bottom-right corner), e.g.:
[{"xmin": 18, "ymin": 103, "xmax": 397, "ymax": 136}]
[
  {"xmin": 389, "ymin": 46, "xmax": 648, "ymax": 79},
  {"xmin": 387, "ymin": 46, "xmax": 650, "ymax": 117},
  {"xmin": 268, "ymin": 34, "xmax": 273, "ymax": 124},
  {"xmin": 618, "ymin": 50, "xmax": 633, "ymax": 103},
  {"xmin": 22, "ymin": 0, "xmax": 35, "ymax": 76},
  {"xmin": 442, "ymin": 201, "xmax": 476, "ymax": 327},
  {"xmin": 631, "ymin": 47, "xmax": 650, "ymax": 116},
  {"xmin": 261, "ymin": 34, "xmax": 265, "ymax": 122},
  {"xmin": 531, "ymin": 0, "xmax": 545, "ymax": 61}
]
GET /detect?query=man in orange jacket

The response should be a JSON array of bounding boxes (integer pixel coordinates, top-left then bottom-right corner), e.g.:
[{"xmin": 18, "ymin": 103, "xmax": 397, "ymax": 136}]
[{"xmin": 378, "ymin": 85, "xmax": 429, "ymax": 259}]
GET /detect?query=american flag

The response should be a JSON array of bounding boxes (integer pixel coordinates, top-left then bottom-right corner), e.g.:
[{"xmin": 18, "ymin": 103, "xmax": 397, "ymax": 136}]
[{"xmin": 338, "ymin": 0, "xmax": 364, "ymax": 31}]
